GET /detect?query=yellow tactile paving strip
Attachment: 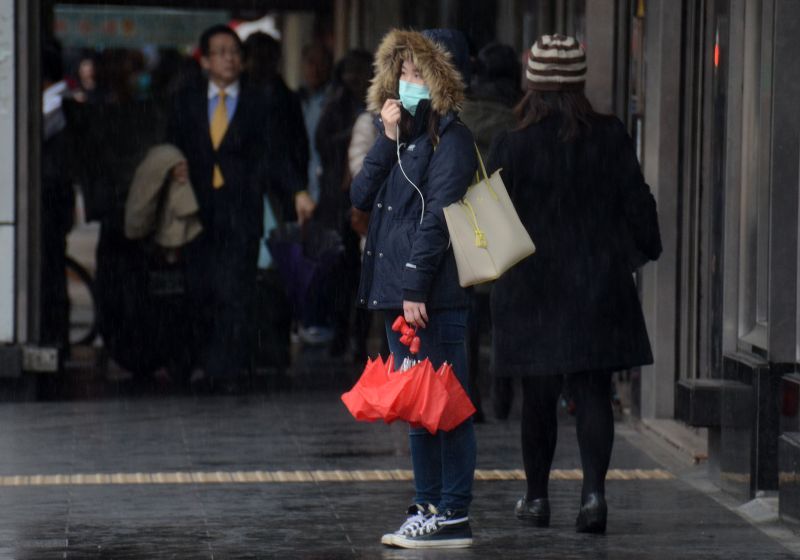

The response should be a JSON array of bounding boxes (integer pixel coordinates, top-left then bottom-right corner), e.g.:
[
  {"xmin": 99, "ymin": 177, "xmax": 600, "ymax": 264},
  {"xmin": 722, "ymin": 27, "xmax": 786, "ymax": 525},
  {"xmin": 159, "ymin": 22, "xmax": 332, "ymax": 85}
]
[{"xmin": 0, "ymin": 468, "xmax": 673, "ymax": 487}]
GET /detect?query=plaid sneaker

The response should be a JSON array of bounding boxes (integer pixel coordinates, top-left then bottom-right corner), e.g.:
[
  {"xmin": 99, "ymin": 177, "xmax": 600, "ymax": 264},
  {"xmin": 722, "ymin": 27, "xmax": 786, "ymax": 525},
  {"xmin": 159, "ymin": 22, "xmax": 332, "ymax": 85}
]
[
  {"xmin": 391, "ymin": 508, "xmax": 473, "ymax": 549},
  {"xmin": 380, "ymin": 504, "xmax": 435, "ymax": 546}
]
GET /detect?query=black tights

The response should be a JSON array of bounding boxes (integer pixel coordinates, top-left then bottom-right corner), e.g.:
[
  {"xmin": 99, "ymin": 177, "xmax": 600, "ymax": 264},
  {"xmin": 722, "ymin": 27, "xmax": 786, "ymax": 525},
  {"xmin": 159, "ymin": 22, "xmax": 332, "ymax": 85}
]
[{"xmin": 520, "ymin": 371, "xmax": 614, "ymax": 503}]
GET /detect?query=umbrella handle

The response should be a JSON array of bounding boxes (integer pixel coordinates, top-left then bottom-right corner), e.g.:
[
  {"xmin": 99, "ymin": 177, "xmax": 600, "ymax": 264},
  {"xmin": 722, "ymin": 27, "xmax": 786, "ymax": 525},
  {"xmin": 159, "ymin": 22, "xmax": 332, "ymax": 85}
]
[{"xmin": 392, "ymin": 315, "xmax": 421, "ymax": 355}]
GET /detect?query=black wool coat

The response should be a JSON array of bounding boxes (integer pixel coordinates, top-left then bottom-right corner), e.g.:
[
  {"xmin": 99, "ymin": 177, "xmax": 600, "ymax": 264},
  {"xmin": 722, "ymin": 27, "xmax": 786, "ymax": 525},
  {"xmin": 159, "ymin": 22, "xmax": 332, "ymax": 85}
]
[{"xmin": 487, "ymin": 114, "xmax": 662, "ymax": 376}]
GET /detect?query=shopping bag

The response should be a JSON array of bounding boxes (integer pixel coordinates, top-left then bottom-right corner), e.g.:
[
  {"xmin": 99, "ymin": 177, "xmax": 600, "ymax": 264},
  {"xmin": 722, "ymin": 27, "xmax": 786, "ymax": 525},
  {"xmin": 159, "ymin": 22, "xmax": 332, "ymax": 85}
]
[{"xmin": 443, "ymin": 145, "xmax": 536, "ymax": 287}]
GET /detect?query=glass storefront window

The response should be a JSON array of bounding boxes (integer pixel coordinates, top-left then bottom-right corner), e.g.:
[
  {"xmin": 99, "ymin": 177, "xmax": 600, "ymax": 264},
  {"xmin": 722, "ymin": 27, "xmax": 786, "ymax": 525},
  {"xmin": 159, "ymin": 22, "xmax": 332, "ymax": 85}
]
[
  {"xmin": 737, "ymin": 0, "xmax": 770, "ymax": 352},
  {"xmin": 675, "ymin": 0, "xmax": 728, "ymax": 380}
]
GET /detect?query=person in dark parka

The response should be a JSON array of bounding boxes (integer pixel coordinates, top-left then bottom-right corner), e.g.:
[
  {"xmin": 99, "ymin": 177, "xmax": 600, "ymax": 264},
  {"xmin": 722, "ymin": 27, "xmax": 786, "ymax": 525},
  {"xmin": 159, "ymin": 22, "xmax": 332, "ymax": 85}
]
[
  {"xmin": 351, "ymin": 29, "xmax": 477, "ymax": 549},
  {"xmin": 487, "ymin": 35, "xmax": 662, "ymax": 534}
]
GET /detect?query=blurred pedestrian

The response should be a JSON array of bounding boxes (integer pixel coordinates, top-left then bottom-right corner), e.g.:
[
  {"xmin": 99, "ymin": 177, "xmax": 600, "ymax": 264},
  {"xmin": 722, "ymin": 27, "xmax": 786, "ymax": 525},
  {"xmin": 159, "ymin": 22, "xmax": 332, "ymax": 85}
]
[
  {"xmin": 347, "ymin": 73, "xmax": 380, "ymax": 365},
  {"xmin": 63, "ymin": 47, "xmax": 168, "ymax": 384},
  {"xmin": 166, "ymin": 24, "xmax": 312, "ymax": 393},
  {"xmin": 461, "ymin": 42, "xmax": 521, "ymax": 160},
  {"xmin": 72, "ymin": 54, "xmax": 102, "ymax": 104},
  {"xmin": 299, "ymin": 43, "xmax": 333, "ymax": 203},
  {"xmin": 315, "ymin": 49, "xmax": 373, "ymax": 230},
  {"xmin": 351, "ymin": 29, "xmax": 477, "ymax": 549},
  {"xmin": 296, "ymin": 43, "xmax": 334, "ymax": 345},
  {"xmin": 41, "ymin": 40, "xmax": 75, "ymax": 369},
  {"xmin": 314, "ymin": 49, "xmax": 373, "ymax": 357},
  {"xmin": 243, "ymin": 32, "xmax": 311, "ymax": 375},
  {"xmin": 487, "ymin": 34, "xmax": 662, "ymax": 534},
  {"xmin": 243, "ymin": 32, "xmax": 310, "ymax": 222},
  {"xmin": 459, "ymin": 41, "xmax": 523, "ymax": 422}
]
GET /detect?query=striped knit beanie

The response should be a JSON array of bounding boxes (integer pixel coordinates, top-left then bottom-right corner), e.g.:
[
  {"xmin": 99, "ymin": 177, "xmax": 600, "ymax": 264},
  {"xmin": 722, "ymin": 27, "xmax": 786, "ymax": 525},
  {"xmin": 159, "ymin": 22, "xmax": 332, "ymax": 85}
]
[{"xmin": 526, "ymin": 34, "xmax": 586, "ymax": 91}]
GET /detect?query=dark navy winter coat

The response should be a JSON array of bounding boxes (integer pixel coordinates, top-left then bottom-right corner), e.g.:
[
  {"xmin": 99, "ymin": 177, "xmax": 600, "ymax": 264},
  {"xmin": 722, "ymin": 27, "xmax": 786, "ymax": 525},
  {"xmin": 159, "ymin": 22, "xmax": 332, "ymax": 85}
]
[
  {"xmin": 487, "ymin": 114, "xmax": 662, "ymax": 376},
  {"xmin": 351, "ymin": 101, "xmax": 477, "ymax": 310}
]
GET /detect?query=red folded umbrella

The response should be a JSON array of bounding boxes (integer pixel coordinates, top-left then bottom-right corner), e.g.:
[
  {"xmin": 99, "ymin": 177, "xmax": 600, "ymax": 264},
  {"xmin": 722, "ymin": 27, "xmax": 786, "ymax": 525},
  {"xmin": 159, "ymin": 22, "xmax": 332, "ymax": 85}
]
[
  {"xmin": 389, "ymin": 358, "xmax": 447, "ymax": 433},
  {"xmin": 341, "ymin": 353, "xmax": 425, "ymax": 425},
  {"xmin": 340, "ymin": 315, "xmax": 476, "ymax": 434},
  {"xmin": 351, "ymin": 356, "xmax": 444, "ymax": 424},
  {"xmin": 340, "ymin": 355, "xmax": 393, "ymax": 422},
  {"xmin": 370, "ymin": 362, "xmax": 421, "ymax": 423},
  {"xmin": 341, "ymin": 356, "xmax": 475, "ymax": 434},
  {"xmin": 375, "ymin": 354, "xmax": 438, "ymax": 423},
  {"xmin": 434, "ymin": 362, "xmax": 477, "ymax": 432}
]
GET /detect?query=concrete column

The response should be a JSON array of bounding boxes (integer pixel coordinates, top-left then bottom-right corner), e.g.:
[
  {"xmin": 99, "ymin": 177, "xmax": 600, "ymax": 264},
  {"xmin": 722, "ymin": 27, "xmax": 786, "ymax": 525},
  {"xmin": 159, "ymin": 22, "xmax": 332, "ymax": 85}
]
[
  {"xmin": 584, "ymin": 0, "xmax": 616, "ymax": 114},
  {"xmin": 439, "ymin": 0, "xmax": 460, "ymax": 28},
  {"xmin": 359, "ymin": 0, "xmax": 401, "ymax": 52},
  {"xmin": 347, "ymin": 0, "xmax": 362, "ymax": 49},
  {"xmin": 18, "ymin": 0, "xmax": 40, "ymax": 347},
  {"xmin": 333, "ymin": 0, "xmax": 348, "ymax": 60},
  {"xmin": 639, "ymin": 0, "xmax": 682, "ymax": 418},
  {"xmin": 555, "ymin": 0, "xmax": 566, "ymax": 33},
  {"xmin": 0, "ymin": 0, "xmax": 15, "ymax": 343},
  {"xmin": 495, "ymin": 0, "xmax": 523, "ymax": 53}
]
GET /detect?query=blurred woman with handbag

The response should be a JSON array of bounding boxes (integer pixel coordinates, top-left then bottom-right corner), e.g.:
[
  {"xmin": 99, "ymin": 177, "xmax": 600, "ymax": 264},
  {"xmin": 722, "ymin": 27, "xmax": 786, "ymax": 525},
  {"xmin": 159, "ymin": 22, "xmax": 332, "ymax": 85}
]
[
  {"xmin": 350, "ymin": 28, "xmax": 477, "ymax": 549},
  {"xmin": 487, "ymin": 34, "xmax": 662, "ymax": 534}
]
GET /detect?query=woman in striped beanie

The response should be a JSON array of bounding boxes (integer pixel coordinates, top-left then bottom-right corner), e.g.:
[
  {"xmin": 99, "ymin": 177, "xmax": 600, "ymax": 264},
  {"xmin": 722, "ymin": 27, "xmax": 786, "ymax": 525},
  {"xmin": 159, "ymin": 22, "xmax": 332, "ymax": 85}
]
[{"xmin": 487, "ymin": 35, "xmax": 662, "ymax": 534}]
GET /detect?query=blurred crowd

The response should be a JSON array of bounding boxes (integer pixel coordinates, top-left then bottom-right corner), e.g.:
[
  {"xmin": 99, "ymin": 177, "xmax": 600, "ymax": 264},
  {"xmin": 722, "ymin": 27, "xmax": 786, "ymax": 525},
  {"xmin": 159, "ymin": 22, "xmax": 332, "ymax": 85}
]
[{"xmin": 42, "ymin": 26, "xmax": 524, "ymax": 411}]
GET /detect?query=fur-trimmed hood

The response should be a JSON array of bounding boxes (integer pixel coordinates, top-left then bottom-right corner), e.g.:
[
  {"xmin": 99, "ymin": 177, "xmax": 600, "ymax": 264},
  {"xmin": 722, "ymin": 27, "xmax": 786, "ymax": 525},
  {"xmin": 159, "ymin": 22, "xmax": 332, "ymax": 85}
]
[{"xmin": 367, "ymin": 29, "xmax": 465, "ymax": 115}]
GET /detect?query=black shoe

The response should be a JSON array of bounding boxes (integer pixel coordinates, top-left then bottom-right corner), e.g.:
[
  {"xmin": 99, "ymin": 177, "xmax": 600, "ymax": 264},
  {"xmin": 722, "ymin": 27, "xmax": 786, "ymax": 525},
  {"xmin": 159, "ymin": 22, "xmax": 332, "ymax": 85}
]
[
  {"xmin": 515, "ymin": 496, "xmax": 550, "ymax": 527},
  {"xmin": 390, "ymin": 508, "xmax": 472, "ymax": 549},
  {"xmin": 380, "ymin": 503, "xmax": 434, "ymax": 546},
  {"xmin": 576, "ymin": 493, "xmax": 607, "ymax": 534}
]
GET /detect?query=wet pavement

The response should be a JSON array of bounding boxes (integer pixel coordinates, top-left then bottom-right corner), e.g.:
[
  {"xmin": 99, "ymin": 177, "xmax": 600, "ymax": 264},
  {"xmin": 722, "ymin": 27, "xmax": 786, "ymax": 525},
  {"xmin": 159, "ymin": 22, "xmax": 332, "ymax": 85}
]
[{"xmin": 0, "ymin": 384, "xmax": 797, "ymax": 559}]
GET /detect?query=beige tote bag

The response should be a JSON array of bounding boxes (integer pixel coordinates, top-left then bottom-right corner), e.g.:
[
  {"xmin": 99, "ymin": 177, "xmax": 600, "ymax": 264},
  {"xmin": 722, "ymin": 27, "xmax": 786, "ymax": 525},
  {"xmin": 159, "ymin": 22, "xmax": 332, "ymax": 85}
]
[{"xmin": 443, "ymin": 147, "xmax": 535, "ymax": 287}]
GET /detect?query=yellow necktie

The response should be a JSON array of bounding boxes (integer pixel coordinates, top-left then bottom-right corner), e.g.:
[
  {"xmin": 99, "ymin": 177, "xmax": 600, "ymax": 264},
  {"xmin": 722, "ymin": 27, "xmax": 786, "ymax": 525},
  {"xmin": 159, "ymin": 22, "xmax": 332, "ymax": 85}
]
[{"xmin": 210, "ymin": 90, "xmax": 228, "ymax": 189}]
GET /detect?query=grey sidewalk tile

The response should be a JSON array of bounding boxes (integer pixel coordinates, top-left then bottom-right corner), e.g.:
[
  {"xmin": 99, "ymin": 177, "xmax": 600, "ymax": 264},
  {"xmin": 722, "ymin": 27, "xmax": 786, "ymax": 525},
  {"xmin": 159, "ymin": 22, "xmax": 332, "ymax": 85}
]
[{"xmin": 0, "ymin": 393, "xmax": 794, "ymax": 557}]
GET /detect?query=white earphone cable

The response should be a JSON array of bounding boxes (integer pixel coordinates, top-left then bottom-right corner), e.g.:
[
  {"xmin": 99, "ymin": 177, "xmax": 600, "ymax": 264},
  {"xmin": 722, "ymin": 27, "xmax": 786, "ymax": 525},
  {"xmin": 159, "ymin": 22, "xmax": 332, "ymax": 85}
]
[{"xmin": 396, "ymin": 123, "xmax": 425, "ymax": 225}]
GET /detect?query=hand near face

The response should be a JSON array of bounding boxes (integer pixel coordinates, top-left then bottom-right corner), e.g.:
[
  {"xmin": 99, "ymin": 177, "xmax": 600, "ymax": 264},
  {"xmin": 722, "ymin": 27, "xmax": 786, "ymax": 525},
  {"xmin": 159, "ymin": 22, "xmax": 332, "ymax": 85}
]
[{"xmin": 380, "ymin": 99, "xmax": 402, "ymax": 141}]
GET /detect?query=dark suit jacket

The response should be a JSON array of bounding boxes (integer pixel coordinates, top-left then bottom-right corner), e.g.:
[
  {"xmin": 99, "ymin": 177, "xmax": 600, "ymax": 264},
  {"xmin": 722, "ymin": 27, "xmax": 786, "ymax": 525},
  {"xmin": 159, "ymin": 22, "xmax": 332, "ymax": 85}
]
[{"xmin": 166, "ymin": 78, "xmax": 304, "ymax": 242}]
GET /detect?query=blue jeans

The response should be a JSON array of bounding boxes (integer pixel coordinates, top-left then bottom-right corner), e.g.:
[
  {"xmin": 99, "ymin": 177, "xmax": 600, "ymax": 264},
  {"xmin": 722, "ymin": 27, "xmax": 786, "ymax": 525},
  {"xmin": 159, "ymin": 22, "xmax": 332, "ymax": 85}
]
[{"xmin": 384, "ymin": 309, "xmax": 477, "ymax": 513}]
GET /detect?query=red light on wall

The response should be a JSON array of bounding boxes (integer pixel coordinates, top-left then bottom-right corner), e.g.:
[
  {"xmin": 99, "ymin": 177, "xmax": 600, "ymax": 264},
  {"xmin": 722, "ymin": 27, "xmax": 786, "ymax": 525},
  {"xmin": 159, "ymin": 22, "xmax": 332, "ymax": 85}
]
[{"xmin": 714, "ymin": 28, "xmax": 720, "ymax": 68}]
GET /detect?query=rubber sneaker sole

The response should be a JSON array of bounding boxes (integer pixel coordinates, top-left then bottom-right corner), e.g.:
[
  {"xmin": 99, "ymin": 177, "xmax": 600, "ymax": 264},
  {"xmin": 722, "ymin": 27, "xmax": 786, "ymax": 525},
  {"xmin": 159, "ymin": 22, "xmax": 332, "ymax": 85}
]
[
  {"xmin": 390, "ymin": 535, "xmax": 473, "ymax": 549},
  {"xmin": 380, "ymin": 533, "xmax": 396, "ymax": 546}
]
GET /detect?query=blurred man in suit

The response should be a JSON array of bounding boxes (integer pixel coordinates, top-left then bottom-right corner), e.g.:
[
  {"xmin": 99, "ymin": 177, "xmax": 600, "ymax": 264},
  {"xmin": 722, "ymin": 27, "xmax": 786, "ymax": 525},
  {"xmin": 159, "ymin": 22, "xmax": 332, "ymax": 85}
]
[{"xmin": 167, "ymin": 24, "xmax": 314, "ymax": 392}]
